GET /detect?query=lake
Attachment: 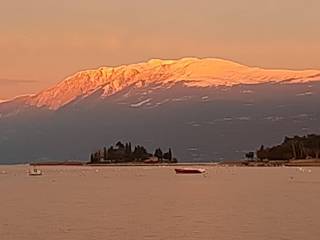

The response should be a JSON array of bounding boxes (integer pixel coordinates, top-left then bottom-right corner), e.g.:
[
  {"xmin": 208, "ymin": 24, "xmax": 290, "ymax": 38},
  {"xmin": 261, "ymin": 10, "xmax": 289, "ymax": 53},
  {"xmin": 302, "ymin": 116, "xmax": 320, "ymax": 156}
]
[{"xmin": 0, "ymin": 165, "xmax": 319, "ymax": 240}]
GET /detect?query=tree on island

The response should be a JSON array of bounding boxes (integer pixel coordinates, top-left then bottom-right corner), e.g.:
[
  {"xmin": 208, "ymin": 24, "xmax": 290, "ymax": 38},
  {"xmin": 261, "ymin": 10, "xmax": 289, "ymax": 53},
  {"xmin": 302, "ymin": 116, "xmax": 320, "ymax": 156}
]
[
  {"xmin": 89, "ymin": 142, "xmax": 177, "ymax": 164},
  {"xmin": 90, "ymin": 153, "xmax": 95, "ymax": 163},
  {"xmin": 256, "ymin": 134, "xmax": 320, "ymax": 161},
  {"xmin": 163, "ymin": 148, "xmax": 173, "ymax": 162},
  {"xmin": 154, "ymin": 148, "xmax": 163, "ymax": 162},
  {"xmin": 107, "ymin": 146, "xmax": 115, "ymax": 160},
  {"xmin": 91, "ymin": 150, "xmax": 102, "ymax": 163},
  {"xmin": 257, "ymin": 145, "xmax": 267, "ymax": 161},
  {"xmin": 103, "ymin": 147, "xmax": 107, "ymax": 161},
  {"xmin": 116, "ymin": 141, "xmax": 125, "ymax": 151},
  {"xmin": 133, "ymin": 145, "xmax": 150, "ymax": 161},
  {"xmin": 245, "ymin": 152, "xmax": 254, "ymax": 160},
  {"xmin": 125, "ymin": 142, "xmax": 132, "ymax": 158}
]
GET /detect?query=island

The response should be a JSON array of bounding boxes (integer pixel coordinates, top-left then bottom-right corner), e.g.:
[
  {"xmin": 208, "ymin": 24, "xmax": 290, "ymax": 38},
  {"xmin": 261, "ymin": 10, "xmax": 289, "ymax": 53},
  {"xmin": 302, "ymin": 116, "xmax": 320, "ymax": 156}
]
[
  {"xmin": 88, "ymin": 141, "xmax": 178, "ymax": 164},
  {"xmin": 224, "ymin": 134, "xmax": 320, "ymax": 167}
]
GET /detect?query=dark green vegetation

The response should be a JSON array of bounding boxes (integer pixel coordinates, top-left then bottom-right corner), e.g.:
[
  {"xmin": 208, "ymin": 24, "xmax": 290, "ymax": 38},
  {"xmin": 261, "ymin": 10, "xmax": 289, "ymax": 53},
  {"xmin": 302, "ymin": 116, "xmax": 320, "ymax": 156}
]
[
  {"xmin": 245, "ymin": 152, "xmax": 254, "ymax": 160},
  {"xmin": 89, "ymin": 141, "xmax": 177, "ymax": 164},
  {"xmin": 257, "ymin": 134, "xmax": 320, "ymax": 160}
]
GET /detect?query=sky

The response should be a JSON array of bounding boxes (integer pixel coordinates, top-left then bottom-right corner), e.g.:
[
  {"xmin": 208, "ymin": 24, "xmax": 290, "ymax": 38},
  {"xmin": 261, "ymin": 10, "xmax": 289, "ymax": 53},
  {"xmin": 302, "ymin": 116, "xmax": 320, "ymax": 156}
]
[{"xmin": 1, "ymin": 0, "xmax": 320, "ymax": 99}]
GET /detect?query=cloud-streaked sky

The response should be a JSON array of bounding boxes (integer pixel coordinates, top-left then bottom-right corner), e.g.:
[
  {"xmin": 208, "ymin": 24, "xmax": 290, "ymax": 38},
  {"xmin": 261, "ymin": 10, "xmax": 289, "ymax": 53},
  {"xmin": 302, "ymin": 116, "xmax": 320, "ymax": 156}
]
[{"xmin": 1, "ymin": 0, "xmax": 319, "ymax": 98}]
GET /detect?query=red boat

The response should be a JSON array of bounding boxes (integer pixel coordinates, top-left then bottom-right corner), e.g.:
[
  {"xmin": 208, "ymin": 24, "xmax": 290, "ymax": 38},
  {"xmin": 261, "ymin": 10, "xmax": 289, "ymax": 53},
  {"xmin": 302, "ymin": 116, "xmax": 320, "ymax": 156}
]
[{"xmin": 175, "ymin": 168, "xmax": 206, "ymax": 174}]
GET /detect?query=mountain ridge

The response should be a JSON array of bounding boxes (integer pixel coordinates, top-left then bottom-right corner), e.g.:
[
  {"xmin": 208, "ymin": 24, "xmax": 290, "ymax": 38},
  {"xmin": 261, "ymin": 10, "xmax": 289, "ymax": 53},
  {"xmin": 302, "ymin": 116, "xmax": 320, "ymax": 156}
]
[
  {"xmin": 1, "ymin": 58, "xmax": 320, "ymax": 111},
  {"xmin": 1, "ymin": 57, "xmax": 320, "ymax": 163}
]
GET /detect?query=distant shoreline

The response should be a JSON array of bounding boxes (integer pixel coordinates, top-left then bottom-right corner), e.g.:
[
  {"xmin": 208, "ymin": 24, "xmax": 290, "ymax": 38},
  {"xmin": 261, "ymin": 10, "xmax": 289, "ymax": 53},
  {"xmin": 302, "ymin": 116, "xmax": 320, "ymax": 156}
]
[
  {"xmin": 219, "ymin": 159, "xmax": 320, "ymax": 167},
  {"xmin": 1, "ymin": 159, "xmax": 320, "ymax": 167},
  {"xmin": 27, "ymin": 162, "xmax": 220, "ymax": 167}
]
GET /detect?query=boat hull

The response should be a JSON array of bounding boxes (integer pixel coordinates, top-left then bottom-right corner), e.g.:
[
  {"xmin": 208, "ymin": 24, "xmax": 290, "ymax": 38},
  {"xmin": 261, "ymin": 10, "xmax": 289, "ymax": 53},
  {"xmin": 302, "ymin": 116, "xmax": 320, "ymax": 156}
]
[{"xmin": 175, "ymin": 168, "xmax": 206, "ymax": 174}]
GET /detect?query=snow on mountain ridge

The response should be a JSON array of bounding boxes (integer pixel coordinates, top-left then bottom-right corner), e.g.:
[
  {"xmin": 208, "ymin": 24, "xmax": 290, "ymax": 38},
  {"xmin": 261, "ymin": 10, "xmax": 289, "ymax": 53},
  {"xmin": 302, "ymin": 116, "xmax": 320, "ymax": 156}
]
[
  {"xmin": 0, "ymin": 94, "xmax": 35, "ymax": 104},
  {"xmin": 24, "ymin": 57, "xmax": 320, "ymax": 110}
]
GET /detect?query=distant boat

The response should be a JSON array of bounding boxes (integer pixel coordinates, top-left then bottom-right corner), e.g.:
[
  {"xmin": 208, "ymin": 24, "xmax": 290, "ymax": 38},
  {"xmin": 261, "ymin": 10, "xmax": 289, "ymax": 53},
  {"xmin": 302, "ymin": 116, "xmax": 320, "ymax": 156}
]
[
  {"xmin": 175, "ymin": 168, "xmax": 206, "ymax": 174},
  {"xmin": 29, "ymin": 168, "xmax": 42, "ymax": 176}
]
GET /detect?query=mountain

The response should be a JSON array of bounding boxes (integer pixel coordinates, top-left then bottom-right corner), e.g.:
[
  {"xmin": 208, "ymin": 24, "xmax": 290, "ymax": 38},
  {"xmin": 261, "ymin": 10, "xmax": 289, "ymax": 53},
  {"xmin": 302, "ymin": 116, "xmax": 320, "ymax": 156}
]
[
  {"xmin": 19, "ymin": 58, "xmax": 320, "ymax": 110},
  {"xmin": 1, "ymin": 58, "xmax": 320, "ymax": 163}
]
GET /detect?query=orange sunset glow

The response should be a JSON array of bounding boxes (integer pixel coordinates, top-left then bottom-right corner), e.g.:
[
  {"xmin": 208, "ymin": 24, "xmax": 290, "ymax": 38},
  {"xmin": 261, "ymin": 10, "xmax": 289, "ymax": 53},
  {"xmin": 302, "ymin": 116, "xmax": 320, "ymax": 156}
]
[
  {"xmin": 2, "ymin": 2, "xmax": 320, "ymax": 240},
  {"xmin": 1, "ymin": 0, "xmax": 320, "ymax": 99}
]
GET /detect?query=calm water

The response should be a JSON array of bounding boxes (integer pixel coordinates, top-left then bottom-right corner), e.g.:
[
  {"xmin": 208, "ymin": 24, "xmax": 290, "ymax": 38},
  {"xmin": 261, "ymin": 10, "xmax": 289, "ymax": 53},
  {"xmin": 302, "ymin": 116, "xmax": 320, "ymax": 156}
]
[{"xmin": 0, "ymin": 165, "xmax": 320, "ymax": 240}]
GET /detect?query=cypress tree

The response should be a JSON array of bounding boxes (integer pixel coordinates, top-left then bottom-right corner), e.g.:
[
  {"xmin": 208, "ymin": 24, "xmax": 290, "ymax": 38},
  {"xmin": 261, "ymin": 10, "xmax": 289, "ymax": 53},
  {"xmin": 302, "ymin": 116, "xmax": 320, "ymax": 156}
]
[
  {"xmin": 168, "ymin": 148, "xmax": 172, "ymax": 161},
  {"xmin": 103, "ymin": 147, "xmax": 107, "ymax": 160}
]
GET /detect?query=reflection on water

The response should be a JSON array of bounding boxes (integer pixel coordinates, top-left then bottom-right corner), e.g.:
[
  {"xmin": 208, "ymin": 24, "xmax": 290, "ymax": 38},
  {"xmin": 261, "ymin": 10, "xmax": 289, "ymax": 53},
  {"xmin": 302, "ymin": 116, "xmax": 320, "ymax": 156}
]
[{"xmin": 0, "ymin": 165, "xmax": 320, "ymax": 240}]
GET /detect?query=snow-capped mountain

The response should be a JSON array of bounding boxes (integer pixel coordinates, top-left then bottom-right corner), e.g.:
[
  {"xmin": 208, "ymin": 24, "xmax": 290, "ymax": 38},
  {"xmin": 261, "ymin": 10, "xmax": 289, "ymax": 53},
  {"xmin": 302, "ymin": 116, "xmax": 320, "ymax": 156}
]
[
  {"xmin": 1, "ymin": 58, "xmax": 320, "ymax": 163},
  {"xmin": 4, "ymin": 57, "xmax": 319, "ymax": 110}
]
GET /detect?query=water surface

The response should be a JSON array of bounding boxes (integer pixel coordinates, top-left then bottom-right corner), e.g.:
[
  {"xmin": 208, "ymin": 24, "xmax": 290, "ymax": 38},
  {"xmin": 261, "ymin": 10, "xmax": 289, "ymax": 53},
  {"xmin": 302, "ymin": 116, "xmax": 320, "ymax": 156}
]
[{"xmin": 0, "ymin": 165, "xmax": 319, "ymax": 240}]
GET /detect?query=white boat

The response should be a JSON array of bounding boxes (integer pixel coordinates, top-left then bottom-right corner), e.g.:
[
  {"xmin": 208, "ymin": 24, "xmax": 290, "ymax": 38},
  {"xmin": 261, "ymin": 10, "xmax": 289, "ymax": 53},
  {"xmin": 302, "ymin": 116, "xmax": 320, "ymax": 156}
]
[{"xmin": 29, "ymin": 168, "xmax": 42, "ymax": 176}]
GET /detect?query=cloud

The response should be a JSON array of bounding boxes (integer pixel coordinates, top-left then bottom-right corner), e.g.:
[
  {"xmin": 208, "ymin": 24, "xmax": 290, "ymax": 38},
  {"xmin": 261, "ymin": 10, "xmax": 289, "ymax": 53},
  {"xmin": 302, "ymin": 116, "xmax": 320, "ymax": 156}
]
[{"xmin": 0, "ymin": 78, "xmax": 38, "ymax": 86}]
